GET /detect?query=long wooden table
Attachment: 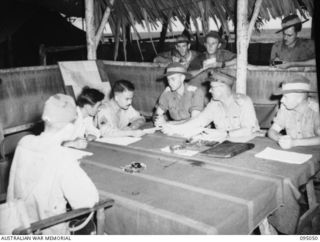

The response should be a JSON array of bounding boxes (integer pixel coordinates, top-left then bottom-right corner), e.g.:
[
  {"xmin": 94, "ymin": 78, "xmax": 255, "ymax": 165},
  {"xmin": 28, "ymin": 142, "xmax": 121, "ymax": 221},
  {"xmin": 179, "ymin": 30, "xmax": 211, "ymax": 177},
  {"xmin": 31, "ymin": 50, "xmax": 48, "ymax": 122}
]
[{"xmin": 81, "ymin": 133, "xmax": 320, "ymax": 234}]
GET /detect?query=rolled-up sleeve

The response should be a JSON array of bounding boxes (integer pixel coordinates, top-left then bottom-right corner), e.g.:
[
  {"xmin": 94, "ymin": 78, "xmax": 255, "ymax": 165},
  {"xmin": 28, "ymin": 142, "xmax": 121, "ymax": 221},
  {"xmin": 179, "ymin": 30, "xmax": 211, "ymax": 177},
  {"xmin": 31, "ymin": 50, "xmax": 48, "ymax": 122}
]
[
  {"xmin": 157, "ymin": 90, "xmax": 169, "ymax": 113},
  {"xmin": 239, "ymin": 96, "xmax": 260, "ymax": 131},
  {"xmin": 270, "ymin": 104, "xmax": 286, "ymax": 133},
  {"xmin": 189, "ymin": 88, "xmax": 205, "ymax": 112}
]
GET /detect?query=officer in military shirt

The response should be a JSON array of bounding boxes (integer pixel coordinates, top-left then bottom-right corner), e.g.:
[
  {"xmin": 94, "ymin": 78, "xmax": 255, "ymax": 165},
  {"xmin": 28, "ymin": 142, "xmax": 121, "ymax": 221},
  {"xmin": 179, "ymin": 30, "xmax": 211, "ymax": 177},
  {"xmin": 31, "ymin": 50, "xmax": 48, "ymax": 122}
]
[
  {"xmin": 162, "ymin": 71, "xmax": 260, "ymax": 139},
  {"xmin": 268, "ymin": 75, "xmax": 320, "ymax": 149},
  {"xmin": 154, "ymin": 62, "xmax": 205, "ymax": 126}
]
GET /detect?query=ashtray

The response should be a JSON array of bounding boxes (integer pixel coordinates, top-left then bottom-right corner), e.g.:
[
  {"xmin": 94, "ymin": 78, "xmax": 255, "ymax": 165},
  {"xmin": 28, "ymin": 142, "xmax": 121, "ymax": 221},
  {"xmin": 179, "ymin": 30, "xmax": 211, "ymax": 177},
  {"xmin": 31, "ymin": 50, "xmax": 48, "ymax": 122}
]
[{"xmin": 121, "ymin": 162, "xmax": 147, "ymax": 173}]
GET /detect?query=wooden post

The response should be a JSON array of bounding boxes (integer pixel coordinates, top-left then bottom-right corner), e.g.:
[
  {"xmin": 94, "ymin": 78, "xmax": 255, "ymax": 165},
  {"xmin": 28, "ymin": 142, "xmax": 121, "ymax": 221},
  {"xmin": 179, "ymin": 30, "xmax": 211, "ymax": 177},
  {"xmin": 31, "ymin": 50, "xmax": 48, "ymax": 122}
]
[
  {"xmin": 122, "ymin": 20, "xmax": 127, "ymax": 61},
  {"xmin": 7, "ymin": 36, "xmax": 14, "ymax": 67},
  {"xmin": 85, "ymin": 0, "xmax": 97, "ymax": 60},
  {"xmin": 236, "ymin": 0, "xmax": 263, "ymax": 94},
  {"xmin": 236, "ymin": 0, "xmax": 249, "ymax": 94},
  {"xmin": 113, "ymin": 19, "xmax": 121, "ymax": 61},
  {"xmin": 247, "ymin": 0, "xmax": 263, "ymax": 41},
  {"xmin": 95, "ymin": 0, "xmax": 115, "ymax": 47},
  {"xmin": 39, "ymin": 44, "xmax": 47, "ymax": 66},
  {"xmin": 157, "ymin": 16, "xmax": 168, "ymax": 53}
]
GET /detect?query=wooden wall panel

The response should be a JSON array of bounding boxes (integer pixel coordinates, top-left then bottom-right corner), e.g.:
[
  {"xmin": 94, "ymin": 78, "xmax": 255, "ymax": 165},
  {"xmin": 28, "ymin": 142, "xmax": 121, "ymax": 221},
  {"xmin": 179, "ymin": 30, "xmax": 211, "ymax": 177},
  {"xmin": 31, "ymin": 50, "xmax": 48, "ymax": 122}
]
[
  {"xmin": 0, "ymin": 66, "xmax": 64, "ymax": 131},
  {"xmin": 0, "ymin": 62, "xmax": 317, "ymax": 134}
]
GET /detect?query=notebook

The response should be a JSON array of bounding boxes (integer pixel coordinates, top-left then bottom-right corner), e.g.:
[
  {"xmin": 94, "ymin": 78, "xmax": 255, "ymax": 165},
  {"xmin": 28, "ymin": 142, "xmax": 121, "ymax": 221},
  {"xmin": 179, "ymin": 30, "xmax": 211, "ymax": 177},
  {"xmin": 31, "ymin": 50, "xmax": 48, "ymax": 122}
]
[{"xmin": 200, "ymin": 141, "xmax": 255, "ymax": 158}]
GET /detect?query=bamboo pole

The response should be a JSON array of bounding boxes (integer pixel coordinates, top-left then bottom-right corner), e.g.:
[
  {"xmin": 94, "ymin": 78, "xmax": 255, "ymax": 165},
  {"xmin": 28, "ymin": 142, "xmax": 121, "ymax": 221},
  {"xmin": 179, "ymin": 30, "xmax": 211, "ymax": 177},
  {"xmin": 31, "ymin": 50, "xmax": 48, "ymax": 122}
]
[
  {"xmin": 248, "ymin": 0, "xmax": 263, "ymax": 42},
  {"xmin": 157, "ymin": 16, "xmax": 168, "ymax": 53},
  {"xmin": 113, "ymin": 19, "xmax": 121, "ymax": 61},
  {"xmin": 236, "ymin": 0, "xmax": 249, "ymax": 94},
  {"xmin": 85, "ymin": 0, "xmax": 96, "ymax": 59},
  {"xmin": 95, "ymin": 0, "xmax": 115, "ymax": 47},
  {"xmin": 122, "ymin": 20, "xmax": 127, "ymax": 61}
]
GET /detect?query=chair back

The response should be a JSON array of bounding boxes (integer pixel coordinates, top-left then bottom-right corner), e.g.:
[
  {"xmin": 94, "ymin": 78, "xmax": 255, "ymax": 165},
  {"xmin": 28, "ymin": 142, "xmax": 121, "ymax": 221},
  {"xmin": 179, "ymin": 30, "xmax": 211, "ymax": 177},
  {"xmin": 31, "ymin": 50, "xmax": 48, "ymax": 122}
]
[
  {"xmin": 0, "ymin": 131, "xmax": 32, "ymax": 194},
  {"xmin": 0, "ymin": 131, "xmax": 32, "ymax": 159}
]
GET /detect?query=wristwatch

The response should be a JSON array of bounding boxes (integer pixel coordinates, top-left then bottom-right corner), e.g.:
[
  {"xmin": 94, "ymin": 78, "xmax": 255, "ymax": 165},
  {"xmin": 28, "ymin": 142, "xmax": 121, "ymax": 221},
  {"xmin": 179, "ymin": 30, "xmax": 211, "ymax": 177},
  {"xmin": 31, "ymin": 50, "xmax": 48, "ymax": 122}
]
[{"xmin": 221, "ymin": 62, "xmax": 226, "ymax": 68}]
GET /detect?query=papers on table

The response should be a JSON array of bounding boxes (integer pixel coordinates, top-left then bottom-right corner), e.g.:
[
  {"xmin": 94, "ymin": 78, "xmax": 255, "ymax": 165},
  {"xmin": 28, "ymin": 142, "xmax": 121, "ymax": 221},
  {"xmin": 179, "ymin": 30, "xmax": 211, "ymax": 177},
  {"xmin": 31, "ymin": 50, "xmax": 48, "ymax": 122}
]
[
  {"xmin": 227, "ymin": 134, "xmax": 255, "ymax": 143},
  {"xmin": 255, "ymin": 147, "xmax": 312, "ymax": 164},
  {"xmin": 161, "ymin": 146, "xmax": 199, "ymax": 157},
  {"xmin": 60, "ymin": 146, "xmax": 93, "ymax": 160},
  {"xmin": 96, "ymin": 137, "xmax": 141, "ymax": 146},
  {"xmin": 143, "ymin": 127, "xmax": 161, "ymax": 134}
]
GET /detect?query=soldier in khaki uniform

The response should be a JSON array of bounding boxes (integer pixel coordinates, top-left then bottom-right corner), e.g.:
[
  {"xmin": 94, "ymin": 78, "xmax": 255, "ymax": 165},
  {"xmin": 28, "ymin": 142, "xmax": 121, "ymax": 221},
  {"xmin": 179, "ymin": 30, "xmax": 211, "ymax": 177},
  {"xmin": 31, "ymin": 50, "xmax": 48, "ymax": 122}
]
[
  {"xmin": 95, "ymin": 80, "xmax": 146, "ymax": 137},
  {"xmin": 162, "ymin": 71, "xmax": 260, "ymax": 139},
  {"xmin": 153, "ymin": 35, "xmax": 200, "ymax": 69},
  {"xmin": 268, "ymin": 76, "xmax": 320, "ymax": 149},
  {"xmin": 154, "ymin": 63, "xmax": 205, "ymax": 126},
  {"xmin": 270, "ymin": 14, "xmax": 316, "ymax": 69}
]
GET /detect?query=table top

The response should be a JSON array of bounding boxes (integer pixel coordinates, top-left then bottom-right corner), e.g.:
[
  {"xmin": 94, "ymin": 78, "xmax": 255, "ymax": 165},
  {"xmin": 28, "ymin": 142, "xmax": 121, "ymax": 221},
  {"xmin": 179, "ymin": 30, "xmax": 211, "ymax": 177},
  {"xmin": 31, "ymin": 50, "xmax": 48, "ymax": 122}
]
[{"xmin": 81, "ymin": 133, "xmax": 320, "ymax": 234}]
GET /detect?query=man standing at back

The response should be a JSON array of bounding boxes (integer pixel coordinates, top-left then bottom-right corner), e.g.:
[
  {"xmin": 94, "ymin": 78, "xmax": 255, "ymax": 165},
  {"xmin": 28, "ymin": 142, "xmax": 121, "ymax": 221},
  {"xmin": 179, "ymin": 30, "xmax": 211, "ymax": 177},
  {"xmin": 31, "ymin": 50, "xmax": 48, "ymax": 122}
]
[
  {"xmin": 270, "ymin": 14, "xmax": 315, "ymax": 69},
  {"xmin": 6, "ymin": 94, "xmax": 99, "ymax": 234},
  {"xmin": 188, "ymin": 31, "xmax": 236, "ymax": 77},
  {"xmin": 153, "ymin": 34, "xmax": 199, "ymax": 69}
]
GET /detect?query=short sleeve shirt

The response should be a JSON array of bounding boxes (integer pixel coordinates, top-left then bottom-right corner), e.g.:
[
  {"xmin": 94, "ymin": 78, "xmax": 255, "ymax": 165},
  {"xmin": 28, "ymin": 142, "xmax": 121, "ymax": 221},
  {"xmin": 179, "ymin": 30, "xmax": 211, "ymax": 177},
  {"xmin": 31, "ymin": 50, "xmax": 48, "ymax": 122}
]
[
  {"xmin": 271, "ymin": 99, "xmax": 320, "ymax": 139},
  {"xmin": 188, "ymin": 49, "xmax": 236, "ymax": 71},
  {"xmin": 154, "ymin": 50, "xmax": 200, "ymax": 69},
  {"xmin": 158, "ymin": 84, "xmax": 205, "ymax": 121},
  {"xmin": 195, "ymin": 93, "xmax": 260, "ymax": 131},
  {"xmin": 270, "ymin": 38, "xmax": 315, "ymax": 63},
  {"xmin": 95, "ymin": 100, "xmax": 144, "ymax": 136}
]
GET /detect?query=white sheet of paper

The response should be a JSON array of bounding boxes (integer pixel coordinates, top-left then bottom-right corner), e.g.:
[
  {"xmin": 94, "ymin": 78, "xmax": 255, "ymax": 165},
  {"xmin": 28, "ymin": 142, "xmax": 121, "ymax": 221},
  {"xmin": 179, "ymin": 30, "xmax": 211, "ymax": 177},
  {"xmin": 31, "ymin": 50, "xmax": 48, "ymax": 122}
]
[
  {"xmin": 255, "ymin": 147, "xmax": 312, "ymax": 164},
  {"xmin": 60, "ymin": 147, "xmax": 93, "ymax": 160},
  {"xmin": 96, "ymin": 137, "xmax": 141, "ymax": 146},
  {"xmin": 161, "ymin": 146, "xmax": 199, "ymax": 157},
  {"xmin": 143, "ymin": 127, "xmax": 161, "ymax": 134}
]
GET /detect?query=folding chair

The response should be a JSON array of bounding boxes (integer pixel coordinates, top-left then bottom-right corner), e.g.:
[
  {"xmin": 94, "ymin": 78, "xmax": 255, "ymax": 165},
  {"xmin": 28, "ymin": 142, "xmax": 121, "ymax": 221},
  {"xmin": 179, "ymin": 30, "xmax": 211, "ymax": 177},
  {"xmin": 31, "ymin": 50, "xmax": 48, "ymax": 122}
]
[{"xmin": 0, "ymin": 195, "xmax": 114, "ymax": 235}]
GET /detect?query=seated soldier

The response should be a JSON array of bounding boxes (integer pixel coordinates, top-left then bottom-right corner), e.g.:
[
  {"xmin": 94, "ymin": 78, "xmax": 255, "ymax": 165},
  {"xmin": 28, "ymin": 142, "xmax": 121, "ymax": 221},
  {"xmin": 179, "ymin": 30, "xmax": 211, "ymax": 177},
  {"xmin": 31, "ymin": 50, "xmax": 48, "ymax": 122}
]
[
  {"xmin": 188, "ymin": 31, "xmax": 237, "ymax": 77},
  {"xmin": 63, "ymin": 86, "xmax": 105, "ymax": 149},
  {"xmin": 154, "ymin": 63, "xmax": 205, "ymax": 126},
  {"xmin": 270, "ymin": 14, "xmax": 315, "ymax": 69},
  {"xmin": 268, "ymin": 76, "xmax": 320, "ymax": 149},
  {"xmin": 6, "ymin": 94, "xmax": 99, "ymax": 234},
  {"xmin": 162, "ymin": 71, "xmax": 260, "ymax": 140},
  {"xmin": 96, "ymin": 80, "xmax": 146, "ymax": 137},
  {"xmin": 153, "ymin": 34, "xmax": 200, "ymax": 69}
]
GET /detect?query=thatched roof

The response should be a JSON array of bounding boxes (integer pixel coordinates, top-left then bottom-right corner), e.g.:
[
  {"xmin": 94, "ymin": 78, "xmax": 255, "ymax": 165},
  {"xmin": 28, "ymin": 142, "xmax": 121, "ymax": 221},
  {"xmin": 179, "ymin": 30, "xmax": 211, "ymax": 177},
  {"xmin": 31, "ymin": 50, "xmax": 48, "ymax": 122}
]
[
  {"xmin": 98, "ymin": 0, "xmax": 313, "ymax": 36},
  {"xmin": 12, "ymin": 0, "xmax": 314, "ymax": 32}
]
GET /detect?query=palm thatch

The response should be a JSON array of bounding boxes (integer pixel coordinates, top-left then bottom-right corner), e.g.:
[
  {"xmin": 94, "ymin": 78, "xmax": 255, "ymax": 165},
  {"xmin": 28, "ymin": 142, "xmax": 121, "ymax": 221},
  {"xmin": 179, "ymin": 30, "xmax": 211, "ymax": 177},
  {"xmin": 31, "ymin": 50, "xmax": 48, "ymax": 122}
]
[{"xmin": 97, "ymin": 0, "xmax": 313, "ymax": 40}]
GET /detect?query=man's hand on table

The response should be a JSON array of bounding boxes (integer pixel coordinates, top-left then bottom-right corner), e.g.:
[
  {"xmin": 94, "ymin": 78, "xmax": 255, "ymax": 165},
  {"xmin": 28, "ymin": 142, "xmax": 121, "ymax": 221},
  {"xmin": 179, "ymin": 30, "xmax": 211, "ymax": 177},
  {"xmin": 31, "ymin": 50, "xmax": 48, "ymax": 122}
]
[
  {"xmin": 154, "ymin": 115, "xmax": 167, "ymax": 128},
  {"xmin": 63, "ymin": 138, "xmax": 88, "ymax": 149},
  {"xmin": 190, "ymin": 129, "xmax": 227, "ymax": 143},
  {"xmin": 278, "ymin": 135, "xmax": 294, "ymax": 149},
  {"xmin": 161, "ymin": 123, "xmax": 204, "ymax": 138}
]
